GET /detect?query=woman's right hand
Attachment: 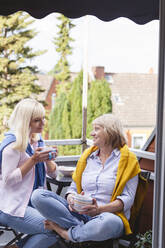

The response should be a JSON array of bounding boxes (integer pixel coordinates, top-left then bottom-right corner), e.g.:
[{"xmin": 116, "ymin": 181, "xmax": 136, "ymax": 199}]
[
  {"xmin": 31, "ymin": 147, "xmax": 52, "ymax": 163},
  {"xmin": 67, "ymin": 193, "xmax": 76, "ymax": 212},
  {"xmin": 20, "ymin": 147, "xmax": 51, "ymax": 178}
]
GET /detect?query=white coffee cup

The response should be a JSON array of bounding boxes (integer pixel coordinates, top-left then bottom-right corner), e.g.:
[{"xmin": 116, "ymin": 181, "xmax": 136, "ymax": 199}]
[
  {"xmin": 73, "ymin": 194, "xmax": 93, "ymax": 212},
  {"xmin": 41, "ymin": 147, "xmax": 57, "ymax": 153}
]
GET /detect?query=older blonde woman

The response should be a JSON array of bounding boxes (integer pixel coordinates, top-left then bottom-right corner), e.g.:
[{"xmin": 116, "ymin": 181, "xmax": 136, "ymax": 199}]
[
  {"xmin": 0, "ymin": 98, "xmax": 58, "ymax": 248},
  {"xmin": 32, "ymin": 114, "xmax": 140, "ymax": 243}
]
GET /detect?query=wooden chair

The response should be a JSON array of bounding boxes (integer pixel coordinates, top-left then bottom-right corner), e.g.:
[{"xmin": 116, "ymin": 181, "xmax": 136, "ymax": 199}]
[
  {"xmin": 117, "ymin": 171, "xmax": 151, "ymax": 248},
  {"xmin": 49, "ymin": 171, "xmax": 150, "ymax": 248}
]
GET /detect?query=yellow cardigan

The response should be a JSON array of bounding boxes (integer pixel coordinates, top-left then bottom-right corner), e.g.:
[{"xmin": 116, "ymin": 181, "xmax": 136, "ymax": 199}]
[{"xmin": 72, "ymin": 144, "xmax": 141, "ymax": 235}]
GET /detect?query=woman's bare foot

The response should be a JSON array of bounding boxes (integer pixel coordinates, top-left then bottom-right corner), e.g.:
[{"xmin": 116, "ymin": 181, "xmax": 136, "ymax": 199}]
[{"xmin": 44, "ymin": 220, "xmax": 69, "ymax": 240}]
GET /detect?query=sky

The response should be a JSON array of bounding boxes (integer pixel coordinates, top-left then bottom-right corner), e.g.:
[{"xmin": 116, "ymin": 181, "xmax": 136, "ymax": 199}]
[{"xmin": 28, "ymin": 13, "xmax": 159, "ymax": 74}]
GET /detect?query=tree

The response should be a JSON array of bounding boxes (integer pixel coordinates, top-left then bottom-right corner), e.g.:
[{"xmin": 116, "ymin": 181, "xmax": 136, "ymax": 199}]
[
  {"xmin": 69, "ymin": 72, "xmax": 83, "ymax": 139},
  {"xmin": 48, "ymin": 72, "xmax": 112, "ymax": 155},
  {"xmin": 0, "ymin": 11, "xmax": 45, "ymax": 137},
  {"xmin": 49, "ymin": 14, "xmax": 75, "ymax": 83},
  {"xmin": 48, "ymin": 73, "xmax": 82, "ymax": 155},
  {"xmin": 48, "ymin": 92, "xmax": 67, "ymax": 140},
  {"xmin": 87, "ymin": 79, "xmax": 112, "ymax": 137}
]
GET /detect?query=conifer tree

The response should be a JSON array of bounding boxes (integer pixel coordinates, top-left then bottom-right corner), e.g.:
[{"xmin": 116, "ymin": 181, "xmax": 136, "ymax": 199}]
[
  {"xmin": 49, "ymin": 14, "xmax": 75, "ymax": 83},
  {"xmin": 62, "ymin": 100, "xmax": 71, "ymax": 139},
  {"xmin": 87, "ymin": 79, "xmax": 112, "ymax": 137},
  {"xmin": 49, "ymin": 92, "xmax": 67, "ymax": 140},
  {"xmin": 48, "ymin": 72, "xmax": 112, "ymax": 155},
  {"xmin": 48, "ymin": 72, "xmax": 82, "ymax": 155},
  {"xmin": 69, "ymin": 72, "xmax": 83, "ymax": 139},
  {"xmin": 0, "ymin": 11, "xmax": 45, "ymax": 136}
]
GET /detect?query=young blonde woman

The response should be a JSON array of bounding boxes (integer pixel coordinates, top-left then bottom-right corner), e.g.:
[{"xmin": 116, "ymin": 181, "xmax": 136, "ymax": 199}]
[
  {"xmin": 0, "ymin": 98, "xmax": 58, "ymax": 248},
  {"xmin": 32, "ymin": 114, "xmax": 140, "ymax": 244}
]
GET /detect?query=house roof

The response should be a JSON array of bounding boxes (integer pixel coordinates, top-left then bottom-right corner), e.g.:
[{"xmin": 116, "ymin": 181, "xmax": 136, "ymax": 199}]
[
  {"xmin": 35, "ymin": 74, "xmax": 55, "ymax": 101},
  {"xmin": 108, "ymin": 72, "xmax": 157, "ymax": 128},
  {"xmin": 35, "ymin": 71, "xmax": 157, "ymax": 128}
]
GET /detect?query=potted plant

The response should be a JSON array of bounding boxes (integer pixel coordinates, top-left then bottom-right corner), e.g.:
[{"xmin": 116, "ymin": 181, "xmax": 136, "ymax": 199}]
[{"xmin": 134, "ymin": 230, "xmax": 152, "ymax": 248}]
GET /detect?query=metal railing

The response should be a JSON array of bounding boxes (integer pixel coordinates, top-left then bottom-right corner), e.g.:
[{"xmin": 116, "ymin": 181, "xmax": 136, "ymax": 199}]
[{"xmin": 45, "ymin": 138, "xmax": 155, "ymax": 180}]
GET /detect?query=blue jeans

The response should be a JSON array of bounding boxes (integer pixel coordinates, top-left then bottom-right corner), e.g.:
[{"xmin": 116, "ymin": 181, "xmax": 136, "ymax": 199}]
[
  {"xmin": 0, "ymin": 206, "xmax": 58, "ymax": 248},
  {"xmin": 31, "ymin": 189, "xmax": 124, "ymax": 243}
]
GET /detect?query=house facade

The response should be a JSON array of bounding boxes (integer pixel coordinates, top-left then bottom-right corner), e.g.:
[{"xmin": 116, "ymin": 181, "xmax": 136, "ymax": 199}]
[
  {"xmin": 92, "ymin": 66, "xmax": 157, "ymax": 149},
  {"xmin": 35, "ymin": 74, "xmax": 59, "ymax": 111},
  {"xmin": 36, "ymin": 68, "xmax": 157, "ymax": 147}
]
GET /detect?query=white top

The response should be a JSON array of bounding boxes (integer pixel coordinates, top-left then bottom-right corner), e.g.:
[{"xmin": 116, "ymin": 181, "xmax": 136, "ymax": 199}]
[{"xmin": 0, "ymin": 143, "xmax": 56, "ymax": 217}]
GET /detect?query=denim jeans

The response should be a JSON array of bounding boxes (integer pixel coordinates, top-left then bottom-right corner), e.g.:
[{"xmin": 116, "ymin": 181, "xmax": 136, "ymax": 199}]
[
  {"xmin": 0, "ymin": 206, "xmax": 58, "ymax": 248},
  {"xmin": 31, "ymin": 189, "xmax": 124, "ymax": 243}
]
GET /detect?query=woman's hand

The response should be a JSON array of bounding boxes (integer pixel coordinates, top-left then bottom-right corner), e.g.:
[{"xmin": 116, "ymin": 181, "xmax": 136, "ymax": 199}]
[
  {"xmin": 67, "ymin": 193, "xmax": 77, "ymax": 212},
  {"xmin": 44, "ymin": 220, "xmax": 55, "ymax": 230},
  {"xmin": 52, "ymin": 146, "xmax": 58, "ymax": 158},
  {"xmin": 79, "ymin": 198, "xmax": 100, "ymax": 217},
  {"xmin": 31, "ymin": 147, "xmax": 56, "ymax": 163},
  {"xmin": 46, "ymin": 160, "xmax": 57, "ymax": 173},
  {"xmin": 20, "ymin": 147, "xmax": 51, "ymax": 178}
]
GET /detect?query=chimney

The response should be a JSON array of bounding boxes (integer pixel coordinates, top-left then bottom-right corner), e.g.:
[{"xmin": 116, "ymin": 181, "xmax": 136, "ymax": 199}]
[
  {"xmin": 149, "ymin": 67, "xmax": 154, "ymax": 74},
  {"xmin": 92, "ymin": 66, "xmax": 105, "ymax": 80}
]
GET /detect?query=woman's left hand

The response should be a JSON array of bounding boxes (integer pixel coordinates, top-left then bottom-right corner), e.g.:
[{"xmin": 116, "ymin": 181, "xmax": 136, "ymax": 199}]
[
  {"xmin": 79, "ymin": 198, "xmax": 100, "ymax": 217},
  {"xmin": 44, "ymin": 220, "xmax": 55, "ymax": 230},
  {"xmin": 45, "ymin": 146, "xmax": 58, "ymax": 173},
  {"xmin": 52, "ymin": 146, "xmax": 58, "ymax": 159}
]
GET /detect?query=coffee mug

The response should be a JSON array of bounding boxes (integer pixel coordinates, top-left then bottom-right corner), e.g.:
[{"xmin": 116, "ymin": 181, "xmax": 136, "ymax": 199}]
[{"xmin": 73, "ymin": 194, "xmax": 93, "ymax": 212}]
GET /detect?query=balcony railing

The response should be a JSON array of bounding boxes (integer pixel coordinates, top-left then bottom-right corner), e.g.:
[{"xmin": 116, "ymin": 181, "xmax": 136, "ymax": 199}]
[{"xmin": 45, "ymin": 138, "xmax": 155, "ymax": 180}]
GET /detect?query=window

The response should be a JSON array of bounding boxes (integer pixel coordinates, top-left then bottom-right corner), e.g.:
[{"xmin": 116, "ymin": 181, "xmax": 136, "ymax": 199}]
[
  {"xmin": 112, "ymin": 93, "xmax": 123, "ymax": 104},
  {"xmin": 105, "ymin": 74, "xmax": 113, "ymax": 83},
  {"xmin": 132, "ymin": 134, "xmax": 147, "ymax": 149}
]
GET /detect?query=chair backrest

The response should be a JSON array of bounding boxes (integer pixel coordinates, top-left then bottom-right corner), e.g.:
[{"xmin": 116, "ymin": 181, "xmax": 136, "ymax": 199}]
[{"xmin": 129, "ymin": 171, "xmax": 151, "ymax": 234}]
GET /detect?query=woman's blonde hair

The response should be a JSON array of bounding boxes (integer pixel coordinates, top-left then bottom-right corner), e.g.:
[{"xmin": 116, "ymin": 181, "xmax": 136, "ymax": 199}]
[
  {"xmin": 92, "ymin": 113, "xmax": 127, "ymax": 149},
  {"xmin": 8, "ymin": 98, "xmax": 45, "ymax": 151}
]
